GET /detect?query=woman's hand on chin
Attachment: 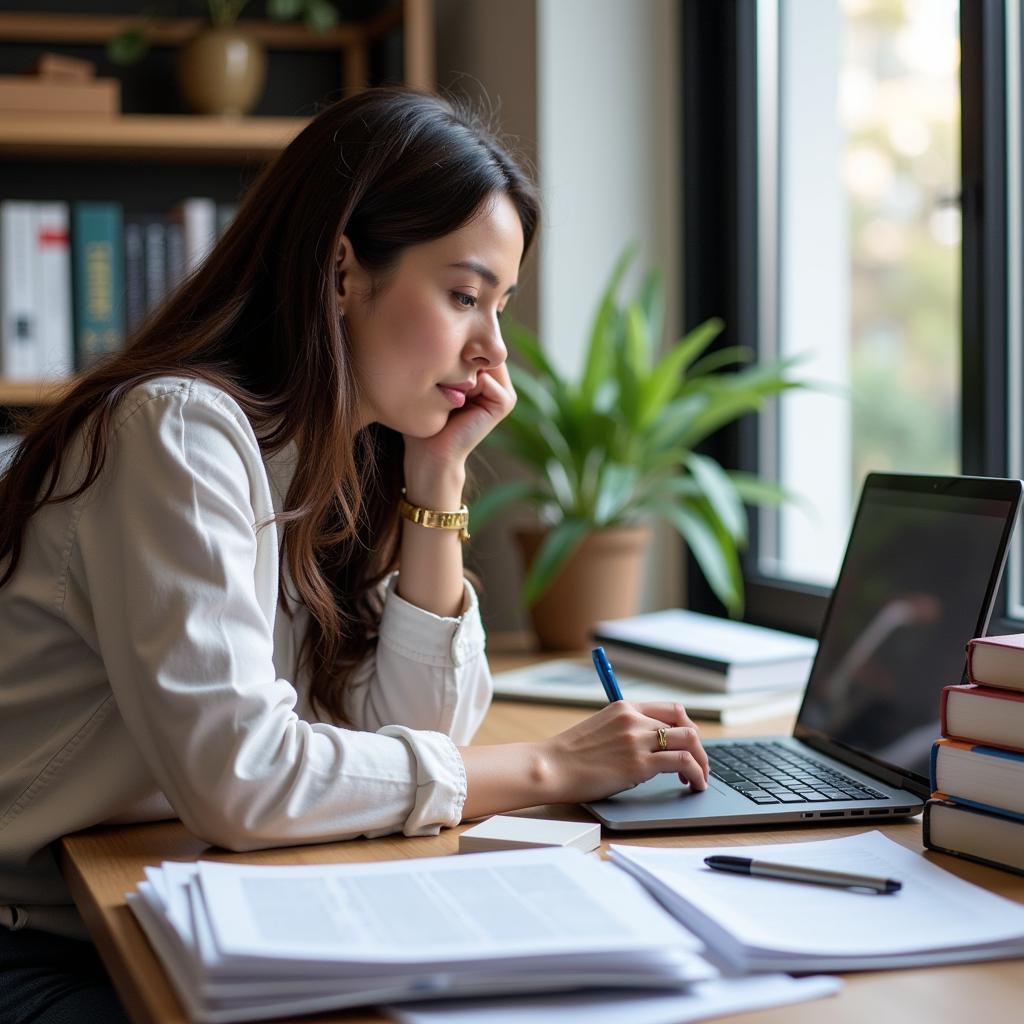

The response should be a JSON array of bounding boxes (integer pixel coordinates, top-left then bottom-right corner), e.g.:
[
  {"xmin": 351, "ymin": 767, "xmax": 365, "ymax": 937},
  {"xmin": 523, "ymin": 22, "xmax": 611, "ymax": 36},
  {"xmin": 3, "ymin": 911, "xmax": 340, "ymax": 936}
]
[{"xmin": 404, "ymin": 363, "xmax": 516, "ymax": 491}]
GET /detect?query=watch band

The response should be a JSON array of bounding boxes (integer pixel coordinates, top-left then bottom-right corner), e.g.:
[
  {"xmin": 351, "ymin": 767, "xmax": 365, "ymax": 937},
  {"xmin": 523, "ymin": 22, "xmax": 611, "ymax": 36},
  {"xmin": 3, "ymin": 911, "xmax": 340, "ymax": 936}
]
[{"xmin": 399, "ymin": 493, "xmax": 471, "ymax": 542}]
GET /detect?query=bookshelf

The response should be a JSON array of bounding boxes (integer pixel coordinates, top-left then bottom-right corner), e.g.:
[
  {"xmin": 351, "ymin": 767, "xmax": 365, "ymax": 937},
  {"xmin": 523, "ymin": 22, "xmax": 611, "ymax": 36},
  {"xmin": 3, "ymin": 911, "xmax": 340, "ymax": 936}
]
[{"xmin": 0, "ymin": 2, "xmax": 435, "ymax": 410}]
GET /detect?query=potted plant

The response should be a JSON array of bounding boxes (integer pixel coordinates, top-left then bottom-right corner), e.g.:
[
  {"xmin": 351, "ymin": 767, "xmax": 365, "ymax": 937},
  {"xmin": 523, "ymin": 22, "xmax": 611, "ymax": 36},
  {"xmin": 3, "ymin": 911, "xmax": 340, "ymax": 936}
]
[
  {"xmin": 470, "ymin": 249, "xmax": 804, "ymax": 650},
  {"xmin": 109, "ymin": 1, "xmax": 342, "ymax": 116}
]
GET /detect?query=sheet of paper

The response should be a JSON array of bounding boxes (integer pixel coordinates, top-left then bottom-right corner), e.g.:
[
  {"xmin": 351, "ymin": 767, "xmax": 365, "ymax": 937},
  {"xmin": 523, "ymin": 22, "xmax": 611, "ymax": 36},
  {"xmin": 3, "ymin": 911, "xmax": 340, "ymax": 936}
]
[
  {"xmin": 196, "ymin": 848, "xmax": 704, "ymax": 964},
  {"xmin": 610, "ymin": 831, "xmax": 1024, "ymax": 961},
  {"xmin": 383, "ymin": 974, "xmax": 842, "ymax": 1024}
]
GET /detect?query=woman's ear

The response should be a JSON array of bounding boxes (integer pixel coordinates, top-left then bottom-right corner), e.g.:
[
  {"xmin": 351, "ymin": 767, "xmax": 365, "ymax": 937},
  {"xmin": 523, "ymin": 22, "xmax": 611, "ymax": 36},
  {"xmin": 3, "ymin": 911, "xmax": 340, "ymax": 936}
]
[{"xmin": 335, "ymin": 234, "xmax": 358, "ymax": 306}]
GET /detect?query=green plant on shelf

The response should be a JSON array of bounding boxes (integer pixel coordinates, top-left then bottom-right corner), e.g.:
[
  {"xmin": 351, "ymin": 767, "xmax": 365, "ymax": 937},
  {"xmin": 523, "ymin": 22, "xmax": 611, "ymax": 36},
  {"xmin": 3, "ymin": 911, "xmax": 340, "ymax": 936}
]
[{"xmin": 108, "ymin": 1, "xmax": 344, "ymax": 65}]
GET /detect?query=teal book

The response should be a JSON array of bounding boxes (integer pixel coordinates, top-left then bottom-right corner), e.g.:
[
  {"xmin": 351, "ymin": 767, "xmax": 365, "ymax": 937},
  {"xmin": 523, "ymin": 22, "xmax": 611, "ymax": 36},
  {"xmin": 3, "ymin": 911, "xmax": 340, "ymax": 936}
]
[{"xmin": 72, "ymin": 202, "xmax": 125, "ymax": 368}]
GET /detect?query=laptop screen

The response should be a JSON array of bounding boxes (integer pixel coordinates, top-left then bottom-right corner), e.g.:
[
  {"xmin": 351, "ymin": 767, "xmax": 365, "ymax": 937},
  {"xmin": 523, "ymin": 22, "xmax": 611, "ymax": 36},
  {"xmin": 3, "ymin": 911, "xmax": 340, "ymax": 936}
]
[{"xmin": 794, "ymin": 474, "xmax": 1021, "ymax": 788}]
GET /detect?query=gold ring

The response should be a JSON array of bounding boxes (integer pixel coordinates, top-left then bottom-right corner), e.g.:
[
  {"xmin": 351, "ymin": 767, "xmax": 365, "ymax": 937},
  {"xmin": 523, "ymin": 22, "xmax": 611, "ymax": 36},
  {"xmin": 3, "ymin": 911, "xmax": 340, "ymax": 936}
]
[{"xmin": 657, "ymin": 727, "xmax": 669, "ymax": 751}]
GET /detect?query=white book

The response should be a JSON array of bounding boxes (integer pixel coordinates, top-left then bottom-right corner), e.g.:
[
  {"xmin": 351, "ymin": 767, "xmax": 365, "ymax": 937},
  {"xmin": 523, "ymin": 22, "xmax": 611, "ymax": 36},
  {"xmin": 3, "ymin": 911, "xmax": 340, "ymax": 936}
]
[
  {"xmin": 0, "ymin": 200, "xmax": 39, "ymax": 379},
  {"xmin": 592, "ymin": 609, "xmax": 817, "ymax": 692},
  {"xmin": 493, "ymin": 659, "xmax": 803, "ymax": 726},
  {"xmin": 609, "ymin": 830, "xmax": 1024, "ymax": 972},
  {"xmin": 173, "ymin": 197, "xmax": 217, "ymax": 273},
  {"xmin": 33, "ymin": 202, "xmax": 74, "ymax": 379}
]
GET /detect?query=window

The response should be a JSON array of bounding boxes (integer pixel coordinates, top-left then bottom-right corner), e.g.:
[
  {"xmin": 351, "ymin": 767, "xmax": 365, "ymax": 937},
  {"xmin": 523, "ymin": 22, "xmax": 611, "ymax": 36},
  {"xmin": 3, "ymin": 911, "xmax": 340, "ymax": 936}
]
[
  {"xmin": 681, "ymin": 0, "xmax": 1019, "ymax": 635},
  {"xmin": 758, "ymin": 0, "xmax": 962, "ymax": 590}
]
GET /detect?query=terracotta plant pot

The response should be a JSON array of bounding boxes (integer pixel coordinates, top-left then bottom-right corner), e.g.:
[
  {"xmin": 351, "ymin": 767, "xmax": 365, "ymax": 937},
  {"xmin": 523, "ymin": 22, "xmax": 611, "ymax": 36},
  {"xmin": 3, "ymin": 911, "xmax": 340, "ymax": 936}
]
[
  {"xmin": 176, "ymin": 27, "xmax": 267, "ymax": 117},
  {"xmin": 515, "ymin": 524, "xmax": 652, "ymax": 651}
]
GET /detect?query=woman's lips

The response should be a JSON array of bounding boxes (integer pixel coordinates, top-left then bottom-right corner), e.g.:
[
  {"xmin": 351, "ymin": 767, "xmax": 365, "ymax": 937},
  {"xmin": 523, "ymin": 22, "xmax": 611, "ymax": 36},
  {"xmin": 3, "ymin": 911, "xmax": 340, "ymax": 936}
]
[{"xmin": 437, "ymin": 384, "xmax": 467, "ymax": 408}]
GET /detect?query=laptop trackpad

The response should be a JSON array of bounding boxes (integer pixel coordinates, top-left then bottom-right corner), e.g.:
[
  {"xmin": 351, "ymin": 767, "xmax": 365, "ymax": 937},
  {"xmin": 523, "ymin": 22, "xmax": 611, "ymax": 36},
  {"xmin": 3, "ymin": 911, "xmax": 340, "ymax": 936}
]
[{"xmin": 603, "ymin": 772, "xmax": 739, "ymax": 805}]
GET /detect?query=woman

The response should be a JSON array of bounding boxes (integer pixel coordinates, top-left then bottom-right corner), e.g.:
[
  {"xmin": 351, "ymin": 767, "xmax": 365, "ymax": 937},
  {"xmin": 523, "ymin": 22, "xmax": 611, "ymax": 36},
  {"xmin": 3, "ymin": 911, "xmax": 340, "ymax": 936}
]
[{"xmin": 0, "ymin": 88, "xmax": 707, "ymax": 1020}]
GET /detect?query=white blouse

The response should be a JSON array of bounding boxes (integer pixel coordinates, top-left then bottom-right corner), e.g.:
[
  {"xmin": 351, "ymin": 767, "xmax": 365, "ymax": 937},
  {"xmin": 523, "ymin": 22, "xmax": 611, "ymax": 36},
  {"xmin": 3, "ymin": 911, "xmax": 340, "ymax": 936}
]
[{"xmin": 0, "ymin": 377, "xmax": 492, "ymax": 938}]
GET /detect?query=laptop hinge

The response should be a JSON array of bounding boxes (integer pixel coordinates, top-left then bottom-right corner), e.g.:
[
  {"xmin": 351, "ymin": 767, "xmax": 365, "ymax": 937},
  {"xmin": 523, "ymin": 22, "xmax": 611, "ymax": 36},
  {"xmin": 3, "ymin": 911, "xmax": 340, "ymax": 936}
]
[{"xmin": 797, "ymin": 732, "xmax": 928, "ymax": 797}]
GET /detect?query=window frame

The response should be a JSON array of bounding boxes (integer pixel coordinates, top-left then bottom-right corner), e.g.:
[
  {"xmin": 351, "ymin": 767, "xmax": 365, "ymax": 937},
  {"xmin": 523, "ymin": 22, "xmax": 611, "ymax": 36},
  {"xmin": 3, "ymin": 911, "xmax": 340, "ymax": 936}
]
[{"xmin": 680, "ymin": 0, "xmax": 1023, "ymax": 638}]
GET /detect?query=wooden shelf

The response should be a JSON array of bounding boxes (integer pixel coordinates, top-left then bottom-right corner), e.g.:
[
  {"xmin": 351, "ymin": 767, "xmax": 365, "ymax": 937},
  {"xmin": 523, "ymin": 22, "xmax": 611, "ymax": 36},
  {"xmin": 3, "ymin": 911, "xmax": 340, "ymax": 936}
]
[
  {"xmin": 0, "ymin": 10, "xmax": 403, "ymax": 51},
  {"xmin": 0, "ymin": 379, "xmax": 72, "ymax": 406},
  {"xmin": 0, "ymin": 114, "xmax": 308, "ymax": 162}
]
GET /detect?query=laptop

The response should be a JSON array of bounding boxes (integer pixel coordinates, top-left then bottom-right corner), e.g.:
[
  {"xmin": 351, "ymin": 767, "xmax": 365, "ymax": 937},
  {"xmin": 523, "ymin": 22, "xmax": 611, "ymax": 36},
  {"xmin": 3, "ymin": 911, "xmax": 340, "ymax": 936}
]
[{"xmin": 586, "ymin": 472, "xmax": 1023, "ymax": 830}]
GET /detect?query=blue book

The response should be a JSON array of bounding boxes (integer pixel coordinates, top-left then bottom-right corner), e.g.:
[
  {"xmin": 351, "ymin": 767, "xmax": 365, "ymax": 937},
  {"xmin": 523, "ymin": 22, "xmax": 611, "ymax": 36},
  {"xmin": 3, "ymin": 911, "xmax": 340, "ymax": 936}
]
[
  {"xmin": 930, "ymin": 738, "xmax": 1024, "ymax": 821},
  {"xmin": 72, "ymin": 202, "xmax": 125, "ymax": 368}
]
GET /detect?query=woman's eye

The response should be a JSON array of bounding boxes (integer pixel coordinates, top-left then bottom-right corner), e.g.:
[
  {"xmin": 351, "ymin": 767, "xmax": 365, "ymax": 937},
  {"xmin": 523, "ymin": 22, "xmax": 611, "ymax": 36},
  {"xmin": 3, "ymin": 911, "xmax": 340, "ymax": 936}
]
[{"xmin": 452, "ymin": 292, "xmax": 477, "ymax": 309}]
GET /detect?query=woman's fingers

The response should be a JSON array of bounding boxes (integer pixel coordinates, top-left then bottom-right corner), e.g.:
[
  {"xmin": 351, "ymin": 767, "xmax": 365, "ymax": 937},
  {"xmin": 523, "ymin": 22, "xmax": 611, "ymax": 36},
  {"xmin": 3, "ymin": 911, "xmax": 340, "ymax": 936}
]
[
  {"xmin": 648, "ymin": 723, "xmax": 709, "ymax": 785},
  {"xmin": 650, "ymin": 749, "xmax": 709, "ymax": 790}
]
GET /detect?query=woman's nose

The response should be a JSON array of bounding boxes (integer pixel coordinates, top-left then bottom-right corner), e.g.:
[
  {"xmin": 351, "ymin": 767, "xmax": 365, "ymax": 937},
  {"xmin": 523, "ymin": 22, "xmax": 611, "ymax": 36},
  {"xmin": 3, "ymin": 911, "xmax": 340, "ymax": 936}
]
[{"xmin": 468, "ymin": 318, "xmax": 507, "ymax": 367}]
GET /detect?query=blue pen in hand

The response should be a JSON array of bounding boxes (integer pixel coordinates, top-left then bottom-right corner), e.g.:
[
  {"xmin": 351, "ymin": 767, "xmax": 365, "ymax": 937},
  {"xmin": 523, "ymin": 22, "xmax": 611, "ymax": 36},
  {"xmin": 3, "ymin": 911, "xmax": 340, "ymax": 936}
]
[{"xmin": 591, "ymin": 646, "xmax": 624, "ymax": 702}]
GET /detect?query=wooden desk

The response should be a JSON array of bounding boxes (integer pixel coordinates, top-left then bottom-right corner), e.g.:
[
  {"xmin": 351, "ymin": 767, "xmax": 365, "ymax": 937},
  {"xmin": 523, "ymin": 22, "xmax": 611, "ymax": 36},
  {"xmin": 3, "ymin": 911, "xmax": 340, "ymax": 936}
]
[{"xmin": 59, "ymin": 661, "xmax": 1024, "ymax": 1024}]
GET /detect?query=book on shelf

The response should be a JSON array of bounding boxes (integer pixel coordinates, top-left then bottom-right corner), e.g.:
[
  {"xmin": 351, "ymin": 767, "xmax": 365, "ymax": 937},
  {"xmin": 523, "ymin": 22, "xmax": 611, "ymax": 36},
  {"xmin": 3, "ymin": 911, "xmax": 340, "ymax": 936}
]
[
  {"xmin": 924, "ymin": 798, "xmax": 1024, "ymax": 877},
  {"xmin": 940, "ymin": 683, "xmax": 1024, "ymax": 752},
  {"xmin": 126, "ymin": 847, "xmax": 714, "ymax": 1023},
  {"xmin": 930, "ymin": 738, "xmax": 1024, "ymax": 819},
  {"xmin": 492, "ymin": 659, "xmax": 804, "ymax": 725},
  {"xmin": 123, "ymin": 216, "xmax": 145, "ymax": 332},
  {"xmin": 1, "ymin": 200, "xmax": 39, "ymax": 379},
  {"xmin": 590, "ymin": 609, "xmax": 817, "ymax": 693},
  {"xmin": 965, "ymin": 632, "xmax": 1024, "ymax": 691},
  {"xmin": 71, "ymin": 202, "xmax": 125, "ymax": 368},
  {"xmin": 170, "ymin": 197, "xmax": 218, "ymax": 275},
  {"xmin": 608, "ymin": 830, "xmax": 1024, "ymax": 973},
  {"xmin": 34, "ymin": 202, "xmax": 73, "ymax": 379}
]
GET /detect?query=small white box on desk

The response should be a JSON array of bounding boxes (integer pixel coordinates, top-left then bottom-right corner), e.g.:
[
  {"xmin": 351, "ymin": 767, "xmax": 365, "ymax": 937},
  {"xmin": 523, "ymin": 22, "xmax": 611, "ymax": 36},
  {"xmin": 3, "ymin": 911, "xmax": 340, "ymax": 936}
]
[{"xmin": 458, "ymin": 815, "xmax": 600, "ymax": 854}]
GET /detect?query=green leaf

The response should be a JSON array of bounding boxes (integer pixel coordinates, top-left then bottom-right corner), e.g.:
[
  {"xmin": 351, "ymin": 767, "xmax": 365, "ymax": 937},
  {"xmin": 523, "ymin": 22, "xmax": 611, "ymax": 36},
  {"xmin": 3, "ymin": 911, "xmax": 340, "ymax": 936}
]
[
  {"xmin": 508, "ymin": 363, "xmax": 558, "ymax": 418},
  {"xmin": 638, "ymin": 267, "xmax": 664, "ymax": 353},
  {"xmin": 267, "ymin": 0, "xmax": 305, "ymax": 17},
  {"xmin": 503, "ymin": 320, "xmax": 563, "ymax": 387},
  {"xmin": 520, "ymin": 519, "xmax": 591, "ymax": 607},
  {"xmin": 579, "ymin": 248, "xmax": 633, "ymax": 407},
  {"xmin": 593, "ymin": 463, "xmax": 639, "ymax": 525},
  {"xmin": 637, "ymin": 318, "xmax": 725, "ymax": 429},
  {"xmin": 306, "ymin": 0, "xmax": 339, "ymax": 34},
  {"xmin": 687, "ymin": 345, "xmax": 754, "ymax": 378},
  {"xmin": 658, "ymin": 501, "xmax": 744, "ymax": 616},
  {"xmin": 107, "ymin": 30, "xmax": 148, "ymax": 65},
  {"xmin": 685, "ymin": 453, "xmax": 747, "ymax": 542},
  {"xmin": 623, "ymin": 300, "xmax": 650, "ymax": 378},
  {"xmin": 470, "ymin": 479, "xmax": 541, "ymax": 534}
]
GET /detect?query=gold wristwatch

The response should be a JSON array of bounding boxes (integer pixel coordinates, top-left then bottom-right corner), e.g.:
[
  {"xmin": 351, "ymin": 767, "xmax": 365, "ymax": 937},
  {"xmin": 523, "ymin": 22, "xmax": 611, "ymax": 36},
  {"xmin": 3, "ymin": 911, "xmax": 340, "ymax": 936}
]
[{"xmin": 399, "ymin": 491, "xmax": 471, "ymax": 542}]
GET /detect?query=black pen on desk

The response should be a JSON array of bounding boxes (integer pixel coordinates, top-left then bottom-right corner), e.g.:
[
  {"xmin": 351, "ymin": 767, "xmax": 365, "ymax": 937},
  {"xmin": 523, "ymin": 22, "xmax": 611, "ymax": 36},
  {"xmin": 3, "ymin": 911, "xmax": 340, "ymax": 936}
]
[
  {"xmin": 704, "ymin": 855, "xmax": 902, "ymax": 894},
  {"xmin": 591, "ymin": 646, "xmax": 624, "ymax": 702}
]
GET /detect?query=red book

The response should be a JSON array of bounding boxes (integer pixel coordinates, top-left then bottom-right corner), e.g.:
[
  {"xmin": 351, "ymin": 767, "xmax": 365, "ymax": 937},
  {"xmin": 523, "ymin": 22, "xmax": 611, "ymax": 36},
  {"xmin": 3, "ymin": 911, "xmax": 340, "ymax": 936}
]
[
  {"xmin": 965, "ymin": 633, "xmax": 1024, "ymax": 691},
  {"xmin": 940, "ymin": 684, "xmax": 1024, "ymax": 753}
]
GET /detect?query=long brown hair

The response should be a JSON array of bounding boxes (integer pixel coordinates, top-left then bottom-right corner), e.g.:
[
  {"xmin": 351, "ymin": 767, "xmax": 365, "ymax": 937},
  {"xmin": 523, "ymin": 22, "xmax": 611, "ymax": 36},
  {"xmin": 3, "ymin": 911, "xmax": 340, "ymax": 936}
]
[{"xmin": 0, "ymin": 88, "xmax": 540, "ymax": 721}]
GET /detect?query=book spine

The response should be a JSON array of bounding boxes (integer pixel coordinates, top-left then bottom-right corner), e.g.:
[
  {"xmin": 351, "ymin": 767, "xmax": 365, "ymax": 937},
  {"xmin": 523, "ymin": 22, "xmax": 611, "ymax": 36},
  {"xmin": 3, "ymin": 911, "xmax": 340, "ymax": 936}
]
[
  {"xmin": 940, "ymin": 683, "xmax": 1024, "ymax": 753},
  {"xmin": 922, "ymin": 800, "xmax": 1024, "ymax": 877},
  {"xmin": 34, "ymin": 202, "xmax": 73, "ymax": 379},
  {"xmin": 0, "ymin": 200, "xmax": 39, "ymax": 379},
  {"xmin": 176, "ymin": 197, "xmax": 217, "ymax": 273},
  {"xmin": 123, "ymin": 216, "xmax": 145, "ymax": 334},
  {"xmin": 142, "ymin": 217, "xmax": 167, "ymax": 315},
  {"xmin": 72, "ymin": 202, "xmax": 125, "ymax": 368},
  {"xmin": 165, "ymin": 221, "xmax": 185, "ymax": 293},
  {"xmin": 930, "ymin": 791, "xmax": 1024, "ymax": 825}
]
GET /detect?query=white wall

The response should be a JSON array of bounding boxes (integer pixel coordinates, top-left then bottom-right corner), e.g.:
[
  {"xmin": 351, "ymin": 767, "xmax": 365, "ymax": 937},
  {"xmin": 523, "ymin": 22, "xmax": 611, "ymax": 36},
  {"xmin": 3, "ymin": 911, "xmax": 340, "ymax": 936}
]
[{"xmin": 437, "ymin": 0, "xmax": 683, "ymax": 628}]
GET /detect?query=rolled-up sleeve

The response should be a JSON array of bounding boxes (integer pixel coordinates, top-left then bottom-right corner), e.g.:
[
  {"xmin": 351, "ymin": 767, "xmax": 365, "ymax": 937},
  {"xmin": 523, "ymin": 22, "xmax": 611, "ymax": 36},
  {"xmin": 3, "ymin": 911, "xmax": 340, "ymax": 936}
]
[
  {"xmin": 344, "ymin": 575, "xmax": 493, "ymax": 743},
  {"xmin": 72, "ymin": 382, "xmax": 480, "ymax": 850}
]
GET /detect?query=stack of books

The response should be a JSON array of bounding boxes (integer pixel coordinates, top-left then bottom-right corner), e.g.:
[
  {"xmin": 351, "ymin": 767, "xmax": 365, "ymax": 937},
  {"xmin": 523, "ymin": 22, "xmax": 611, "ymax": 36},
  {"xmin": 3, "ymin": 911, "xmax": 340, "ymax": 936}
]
[
  {"xmin": 925, "ymin": 632, "xmax": 1024, "ymax": 876},
  {"xmin": 590, "ymin": 609, "xmax": 817, "ymax": 693}
]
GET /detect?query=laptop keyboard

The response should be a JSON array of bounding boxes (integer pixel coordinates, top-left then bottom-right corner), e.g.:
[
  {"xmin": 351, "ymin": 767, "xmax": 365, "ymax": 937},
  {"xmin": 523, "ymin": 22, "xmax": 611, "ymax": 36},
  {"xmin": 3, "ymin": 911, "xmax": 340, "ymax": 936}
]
[{"xmin": 708, "ymin": 741, "xmax": 889, "ymax": 805}]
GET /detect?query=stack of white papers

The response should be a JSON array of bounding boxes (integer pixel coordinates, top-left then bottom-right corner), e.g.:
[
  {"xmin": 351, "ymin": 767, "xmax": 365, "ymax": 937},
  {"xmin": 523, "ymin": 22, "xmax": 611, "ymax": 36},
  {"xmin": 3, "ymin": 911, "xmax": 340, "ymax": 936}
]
[
  {"xmin": 127, "ymin": 847, "xmax": 714, "ymax": 1023},
  {"xmin": 385, "ymin": 974, "xmax": 842, "ymax": 1024},
  {"xmin": 609, "ymin": 831, "xmax": 1024, "ymax": 972}
]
